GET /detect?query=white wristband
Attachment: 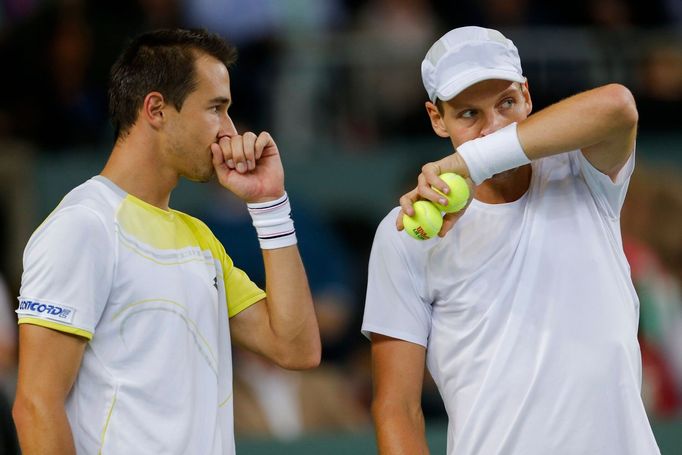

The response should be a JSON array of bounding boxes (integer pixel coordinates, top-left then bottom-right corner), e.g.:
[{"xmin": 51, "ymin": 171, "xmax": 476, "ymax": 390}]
[
  {"xmin": 455, "ymin": 122, "xmax": 530, "ymax": 185},
  {"xmin": 247, "ymin": 192, "xmax": 297, "ymax": 250}
]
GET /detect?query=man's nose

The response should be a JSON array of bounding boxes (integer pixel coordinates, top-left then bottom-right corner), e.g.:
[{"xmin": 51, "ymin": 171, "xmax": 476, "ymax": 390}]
[
  {"xmin": 480, "ymin": 111, "xmax": 505, "ymax": 137},
  {"xmin": 220, "ymin": 116, "xmax": 238, "ymax": 137}
]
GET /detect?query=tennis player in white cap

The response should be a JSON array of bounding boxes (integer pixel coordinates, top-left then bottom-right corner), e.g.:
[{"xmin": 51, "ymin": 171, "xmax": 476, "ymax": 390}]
[{"xmin": 362, "ymin": 26, "xmax": 660, "ymax": 454}]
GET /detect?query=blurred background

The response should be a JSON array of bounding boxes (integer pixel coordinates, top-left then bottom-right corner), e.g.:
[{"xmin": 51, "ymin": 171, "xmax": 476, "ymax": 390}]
[{"xmin": 0, "ymin": 0, "xmax": 680, "ymax": 453}]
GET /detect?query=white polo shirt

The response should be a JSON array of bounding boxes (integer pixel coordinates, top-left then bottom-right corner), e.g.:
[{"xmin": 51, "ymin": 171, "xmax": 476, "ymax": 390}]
[
  {"xmin": 17, "ymin": 176, "xmax": 265, "ymax": 454},
  {"xmin": 363, "ymin": 151, "xmax": 661, "ymax": 454}
]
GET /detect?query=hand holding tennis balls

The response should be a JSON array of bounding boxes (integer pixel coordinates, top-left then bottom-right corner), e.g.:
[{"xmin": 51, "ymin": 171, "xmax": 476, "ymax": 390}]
[
  {"xmin": 432, "ymin": 173, "xmax": 470, "ymax": 213},
  {"xmin": 403, "ymin": 173, "xmax": 470, "ymax": 240}
]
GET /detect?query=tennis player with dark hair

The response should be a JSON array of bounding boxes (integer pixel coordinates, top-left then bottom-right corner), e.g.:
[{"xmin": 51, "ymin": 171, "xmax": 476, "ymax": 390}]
[
  {"xmin": 13, "ymin": 28, "xmax": 320, "ymax": 454},
  {"xmin": 362, "ymin": 26, "xmax": 660, "ymax": 454}
]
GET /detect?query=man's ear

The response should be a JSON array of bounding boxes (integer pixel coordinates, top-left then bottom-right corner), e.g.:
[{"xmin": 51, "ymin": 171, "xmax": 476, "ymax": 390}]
[
  {"xmin": 141, "ymin": 92, "xmax": 166, "ymax": 129},
  {"xmin": 425, "ymin": 101, "xmax": 450, "ymax": 138},
  {"xmin": 521, "ymin": 80, "xmax": 533, "ymax": 116}
]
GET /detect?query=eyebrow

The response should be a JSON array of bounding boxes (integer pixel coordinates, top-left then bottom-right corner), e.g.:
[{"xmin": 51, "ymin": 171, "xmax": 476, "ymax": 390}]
[
  {"xmin": 449, "ymin": 84, "xmax": 522, "ymax": 110},
  {"xmin": 208, "ymin": 96, "xmax": 231, "ymax": 108},
  {"xmin": 500, "ymin": 86, "xmax": 521, "ymax": 97}
]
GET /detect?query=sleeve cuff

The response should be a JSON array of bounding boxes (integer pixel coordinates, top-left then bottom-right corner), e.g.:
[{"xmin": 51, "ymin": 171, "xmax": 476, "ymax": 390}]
[{"xmin": 18, "ymin": 317, "xmax": 93, "ymax": 340}]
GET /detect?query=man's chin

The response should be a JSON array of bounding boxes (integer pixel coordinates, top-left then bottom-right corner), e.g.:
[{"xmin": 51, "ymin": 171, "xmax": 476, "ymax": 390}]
[{"xmin": 184, "ymin": 167, "xmax": 215, "ymax": 183}]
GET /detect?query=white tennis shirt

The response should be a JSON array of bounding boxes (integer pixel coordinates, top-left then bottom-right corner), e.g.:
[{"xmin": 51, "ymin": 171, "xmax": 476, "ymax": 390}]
[
  {"xmin": 17, "ymin": 176, "xmax": 265, "ymax": 454},
  {"xmin": 363, "ymin": 151, "xmax": 661, "ymax": 454}
]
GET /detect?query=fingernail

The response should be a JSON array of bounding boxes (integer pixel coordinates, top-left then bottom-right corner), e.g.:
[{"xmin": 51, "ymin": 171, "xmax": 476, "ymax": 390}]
[
  {"xmin": 440, "ymin": 198, "xmax": 447, "ymax": 205},
  {"xmin": 227, "ymin": 159, "xmax": 235, "ymax": 168},
  {"xmin": 247, "ymin": 160, "xmax": 254, "ymax": 170},
  {"xmin": 442, "ymin": 186, "xmax": 450, "ymax": 194},
  {"xmin": 236, "ymin": 162, "xmax": 246, "ymax": 173}
]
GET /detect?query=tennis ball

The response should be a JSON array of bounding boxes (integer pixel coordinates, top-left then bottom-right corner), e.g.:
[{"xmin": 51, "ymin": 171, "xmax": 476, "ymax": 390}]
[
  {"xmin": 403, "ymin": 201, "xmax": 443, "ymax": 240},
  {"xmin": 433, "ymin": 173, "xmax": 469, "ymax": 213}
]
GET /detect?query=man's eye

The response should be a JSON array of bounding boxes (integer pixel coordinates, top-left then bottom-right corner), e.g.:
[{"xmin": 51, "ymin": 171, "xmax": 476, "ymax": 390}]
[
  {"xmin": 460, "ymin": 110, "xmax": 476, "ymax": 119},
  {"xmin": 501, "ymin": 99, "xmax": 515, "ymax": 108}
]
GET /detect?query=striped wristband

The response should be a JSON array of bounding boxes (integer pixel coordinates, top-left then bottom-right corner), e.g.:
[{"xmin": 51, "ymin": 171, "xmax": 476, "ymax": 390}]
[
  {"xmin": 247, "ymin": 192, "xmax": 297, "ymax": 249},
  {"xmin": 455, "ymin": 122, "xmax": 530, "ymax": 185}
]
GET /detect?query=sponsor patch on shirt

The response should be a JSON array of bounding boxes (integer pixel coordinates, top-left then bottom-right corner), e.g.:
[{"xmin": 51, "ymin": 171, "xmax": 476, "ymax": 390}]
[{"xmin": 16, "ymin": 299, "xmax": 76, "ymax": 324}]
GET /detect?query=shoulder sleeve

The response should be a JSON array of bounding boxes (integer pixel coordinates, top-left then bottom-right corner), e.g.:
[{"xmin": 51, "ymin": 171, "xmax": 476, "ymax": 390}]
[
  {"xmin": 17, "ymin": 205, "xmax": 114, "ymax": 339},
  {"xmin": 575, "ymin": 148, "xmax": 635, "ymax": 218},
  {"xmin": 224, "ymin": 264, "xmax": 266, "ymax": 318},
  {"xmin": 361, "ymin": 209, "xmax": 432, "ymax": 347},
  {"xmin": 211, "ymin": 237, "xmax": 265, "ymax": 318}
]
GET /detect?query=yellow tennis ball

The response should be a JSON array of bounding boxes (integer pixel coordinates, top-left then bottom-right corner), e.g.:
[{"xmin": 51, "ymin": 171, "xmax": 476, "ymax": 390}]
[
  {"xmin": 403, "ymin": 200, "xmax": 443, "ymax": 240},
  {"xmin": 433, "ymin": 173, "xmax": 469, "ymax": 213}
]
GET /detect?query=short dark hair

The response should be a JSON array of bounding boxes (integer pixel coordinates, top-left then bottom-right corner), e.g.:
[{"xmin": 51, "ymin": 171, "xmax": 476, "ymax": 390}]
[{"xmin": 108, "ymin": 28, "xmax": 237, "ymax": 139}]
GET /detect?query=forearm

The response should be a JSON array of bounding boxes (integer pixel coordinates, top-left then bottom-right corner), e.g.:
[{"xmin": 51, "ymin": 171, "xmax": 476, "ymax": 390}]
[
  {"xmin": 373, "ymin": 403, "xmax": 429, "ymax": 455},
  {"xmin": 14, "ymin": 398, "xmax": 76, "ymax": 455},
  {"xmin": 518, "ymin": 84, "xmax": 637, "ymax": 171},
  {"xmin": 262, "ymin": 245, "xmax": 321, "ymax": 368},
  {"xmin": 14, "ymin": 325, "xmax": 86, "ymax": 455},
  {"xmin": 443, "ymin": 84, "xmax": 637, "ymax": 183}
]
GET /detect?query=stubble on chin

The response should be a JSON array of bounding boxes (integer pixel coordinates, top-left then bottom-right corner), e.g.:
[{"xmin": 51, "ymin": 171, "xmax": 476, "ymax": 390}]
[
  {"xmin": 184, "ymin": 160, "xmax": 216, "ymax": 183},
  {"xmin": 196, "ymin": 166, "xmax": 216, "ymax": 183}
]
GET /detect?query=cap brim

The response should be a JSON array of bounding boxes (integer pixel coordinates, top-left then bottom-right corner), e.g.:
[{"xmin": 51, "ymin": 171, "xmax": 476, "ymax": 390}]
[{"xmin": 436, "ymin": 69, "xmax": 526, "ymax": 102}]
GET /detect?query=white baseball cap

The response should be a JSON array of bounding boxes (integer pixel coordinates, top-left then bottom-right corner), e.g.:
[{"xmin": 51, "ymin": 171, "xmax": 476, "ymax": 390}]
[{"xmin": 421, "ymin": 26, "xmax": 525, "ymax": 103}]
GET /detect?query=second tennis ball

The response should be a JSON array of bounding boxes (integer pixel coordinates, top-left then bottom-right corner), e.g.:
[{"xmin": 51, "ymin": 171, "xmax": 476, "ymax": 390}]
[
  {"xmin": 433, "ymin": 173, "xmax": 469, "ymax": 213},
  {"xmin": 403, "ymin": 201, "xmax": 443, "ymax": 240}
]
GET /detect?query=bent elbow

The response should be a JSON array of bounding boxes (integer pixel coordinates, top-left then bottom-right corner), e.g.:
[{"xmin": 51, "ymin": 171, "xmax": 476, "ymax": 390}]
[
  {"xmin": 275, "ymin": 339, "xmax": 321, "ymax": 370},
  {"xmin": 604, "ymin": 84, "xmax": 638, "ymax": 128},
  {"xmin": 295, "ymin": 352, "xmax": 322, "ymax": 370},
  {"xmin": 277, "ymin": 350, "xmax": 321, "ymax": 370},
  {"xmin": 13, "ymin": 394, "xmax": 37, "ymax": 434}
]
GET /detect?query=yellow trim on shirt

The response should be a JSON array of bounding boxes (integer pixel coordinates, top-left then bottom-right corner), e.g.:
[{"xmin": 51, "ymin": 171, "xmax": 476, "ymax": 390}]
[
  {"xmin": 177, "ymin": 212, "xmax": 266, "ymax": 317},
  {"xmin": 117, "ymin": 196, "xmax": 200, "ymax": 250},
  {"xmin": 218, "ymin": 392, "xmax": 233, "ymax": 408},
  {"xmin": 116, "ymin": 196, "xmax": 266, "ymax": 317},
  {"xmin": 99, "ymin": 389, "xmax": 118, "ymax": 454},
  {"xmin": 18, "ymin": 317, "xmax": 93, "ymax": 340}
]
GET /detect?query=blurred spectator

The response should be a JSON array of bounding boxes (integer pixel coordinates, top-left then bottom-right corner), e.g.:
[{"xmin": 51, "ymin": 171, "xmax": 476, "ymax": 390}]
[
  {"xmin": 201, "ymin": 186, "xmax": 371, "ymax": 439},
  {"xmin": 622, "ymin": 166, "xmax": 682, "ymax": 417},
  {"xmin": 342, "ymin": 0, "xmax": 438, "ymax": 144},
  {"xmin": 0, "ymin": 0, "xmax": 182, "ymax": 150},
  {"xmin": 478, "ymin": 0, "xmax": 532, "ymax": 26},
  {"xmin": 270, "ymin": 0, "xmax": 347, "ymax": 149},
  {"xmin": 136, "ymin": 0, "xmax": 181, "ymax": 29},
  {"xmin": 0, "ymin": 273, "xmax": 18, "ymax": 454},
  {"xmin": 581, "ymin": 0, "xmax": 668, "ymax": 27},
  {"xmin": 636, "ymin": 40, "xmax": 682, "ymax": 132},
  {"xmin": 202, "ymin": 186, "xmax": 359, "ymax": 361},
  {"xmin": 587, "ymin": 0, "xmax": 635, "ymax": 28},
  {"xmin": 233, "ymin": 348, "xmax": 370, "ymax": 439},
  {"xmin": 0, "ymin": 274, "xmax": 16, "ymax": 399},
  {"xmin": 183, "ymin": 0, "xmax": 283, "ymax": 131},
  {"xmin": 0, "ymin": 0, "xmax": 107, "ymax": 149},
  {"xmin": 185, "ymin": 0, "xmax": 348, "ymax": 149}
]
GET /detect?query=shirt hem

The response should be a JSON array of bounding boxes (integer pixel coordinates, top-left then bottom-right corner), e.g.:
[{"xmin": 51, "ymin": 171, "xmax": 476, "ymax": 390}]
[{"xmin": 361, "ymin": 324, "xmax": 427, "ymax": 347}]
